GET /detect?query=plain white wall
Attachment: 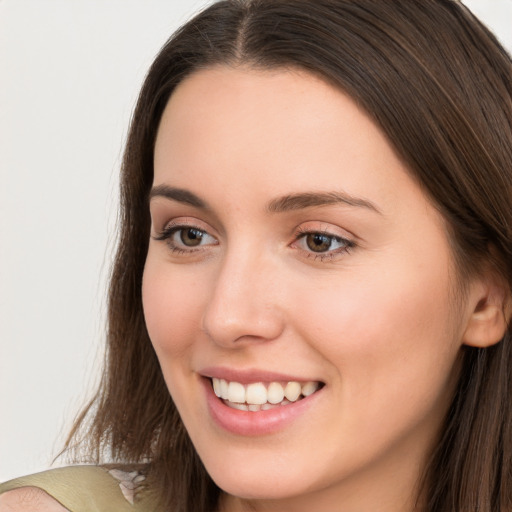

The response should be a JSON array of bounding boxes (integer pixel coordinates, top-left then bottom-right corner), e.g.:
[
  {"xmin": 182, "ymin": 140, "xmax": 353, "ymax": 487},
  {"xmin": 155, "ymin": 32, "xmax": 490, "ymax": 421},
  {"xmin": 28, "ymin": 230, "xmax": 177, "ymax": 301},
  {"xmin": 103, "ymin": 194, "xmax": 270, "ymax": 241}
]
[
  {"xmin": 0, "ymin": 0, "xmax": 211, "ymax": 481},
  {"xmin": 0, "ymin": 0, "xmax": 511, "ymax": 482}
]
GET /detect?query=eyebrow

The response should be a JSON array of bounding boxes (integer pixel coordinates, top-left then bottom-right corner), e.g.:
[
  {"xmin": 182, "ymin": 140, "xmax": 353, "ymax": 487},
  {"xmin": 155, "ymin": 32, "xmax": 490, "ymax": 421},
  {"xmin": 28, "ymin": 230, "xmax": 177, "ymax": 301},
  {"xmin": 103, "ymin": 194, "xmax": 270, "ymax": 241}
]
[
  {"xmin": 150, "ymin": 185, "xmax": 209, "ymax": 209},
  {"xmin": 266, "ymin": 191, "xmax": 381, "ymax": 214},
  {"xmin": 149, "ymin": 185, "xmax": 381, "ymax": 215}
]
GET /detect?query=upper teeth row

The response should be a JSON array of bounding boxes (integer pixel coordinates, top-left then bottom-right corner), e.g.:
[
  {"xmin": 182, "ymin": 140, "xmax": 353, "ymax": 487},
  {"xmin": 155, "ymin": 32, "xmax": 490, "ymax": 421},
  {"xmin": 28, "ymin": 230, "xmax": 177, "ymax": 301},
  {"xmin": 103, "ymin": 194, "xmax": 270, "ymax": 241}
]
[{"xmin": 212, "ymin": 378, "xmax": 320, "ymax": 405}]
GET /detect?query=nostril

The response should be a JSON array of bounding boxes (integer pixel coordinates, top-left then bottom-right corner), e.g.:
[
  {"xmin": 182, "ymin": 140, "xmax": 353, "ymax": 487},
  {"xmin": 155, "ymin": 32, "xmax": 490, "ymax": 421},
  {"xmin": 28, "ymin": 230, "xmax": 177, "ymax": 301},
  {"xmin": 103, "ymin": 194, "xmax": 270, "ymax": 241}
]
[{"xmin": 201, "ymin": 265, "xmax": 285, "ymax": 347}]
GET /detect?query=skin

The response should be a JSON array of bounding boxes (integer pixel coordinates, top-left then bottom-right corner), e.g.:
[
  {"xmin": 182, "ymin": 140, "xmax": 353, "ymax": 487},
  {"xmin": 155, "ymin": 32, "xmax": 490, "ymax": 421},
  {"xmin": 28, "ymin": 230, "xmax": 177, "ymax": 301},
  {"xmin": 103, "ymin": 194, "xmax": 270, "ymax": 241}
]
[
  {"xmin": 142, "ymin": 66, "xmax": 495, "ymax": 512},
  {"xmin": 0, "ymin": 488, "xmax": 68, "ymax": 511}
]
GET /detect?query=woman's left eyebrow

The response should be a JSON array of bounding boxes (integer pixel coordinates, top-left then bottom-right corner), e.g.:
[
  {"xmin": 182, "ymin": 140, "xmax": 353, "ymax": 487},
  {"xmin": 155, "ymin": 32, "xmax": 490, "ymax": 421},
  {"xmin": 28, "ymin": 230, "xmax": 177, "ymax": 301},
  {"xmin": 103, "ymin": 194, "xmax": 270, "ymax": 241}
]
[{"xmin": 266, "ymin": 191, "xmax": 382, "ymax": 215}]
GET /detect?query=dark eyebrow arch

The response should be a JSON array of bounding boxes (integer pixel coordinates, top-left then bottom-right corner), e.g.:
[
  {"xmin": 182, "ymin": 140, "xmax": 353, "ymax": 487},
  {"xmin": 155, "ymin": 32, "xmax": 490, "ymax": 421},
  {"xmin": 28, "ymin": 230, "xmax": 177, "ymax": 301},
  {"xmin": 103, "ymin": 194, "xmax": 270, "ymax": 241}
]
[
  {"xmin": 149, "ymin": 185, "xmax": 209, "ymax": 209},
  {"xmin": 267, "ymin": 191, "xmax": 381, "ymax": 214},
  {"xmin": 149, "ymin": 185, "xmax": 381, "ymax": 215}
]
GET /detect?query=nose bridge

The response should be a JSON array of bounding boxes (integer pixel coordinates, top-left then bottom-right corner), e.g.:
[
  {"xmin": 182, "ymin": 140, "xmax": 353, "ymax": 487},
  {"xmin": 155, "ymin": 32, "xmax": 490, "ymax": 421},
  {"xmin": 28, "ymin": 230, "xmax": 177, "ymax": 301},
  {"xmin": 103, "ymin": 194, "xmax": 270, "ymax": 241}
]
[{"xmin": 202, "ymin": 240, "xmax": 284, "ymax": 346}]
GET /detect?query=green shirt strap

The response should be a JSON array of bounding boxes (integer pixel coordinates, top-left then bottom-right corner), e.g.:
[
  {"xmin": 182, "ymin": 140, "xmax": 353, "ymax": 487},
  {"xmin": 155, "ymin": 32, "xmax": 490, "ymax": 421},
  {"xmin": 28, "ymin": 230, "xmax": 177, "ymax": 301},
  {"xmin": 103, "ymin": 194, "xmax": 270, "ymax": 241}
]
[{"xmin": 0, "ymin": 466, "xmax": 156, "ymax": 512}]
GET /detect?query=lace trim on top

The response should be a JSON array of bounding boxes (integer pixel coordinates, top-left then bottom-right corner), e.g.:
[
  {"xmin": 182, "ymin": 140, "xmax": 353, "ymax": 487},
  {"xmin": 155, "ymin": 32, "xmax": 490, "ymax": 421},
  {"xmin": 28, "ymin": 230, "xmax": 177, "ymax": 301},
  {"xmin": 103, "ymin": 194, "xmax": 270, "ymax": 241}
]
[{"xmin": 107, "ymin": 469, "xmax": 146, "ymax": 505}]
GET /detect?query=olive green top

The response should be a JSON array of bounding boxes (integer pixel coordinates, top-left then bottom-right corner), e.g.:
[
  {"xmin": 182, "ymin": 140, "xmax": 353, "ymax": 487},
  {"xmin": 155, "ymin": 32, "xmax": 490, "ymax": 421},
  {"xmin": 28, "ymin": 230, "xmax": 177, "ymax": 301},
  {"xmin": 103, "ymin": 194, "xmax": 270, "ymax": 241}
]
[{"xmin": 0, "ymin": 466, "xmax": 158, "ymax": 511}]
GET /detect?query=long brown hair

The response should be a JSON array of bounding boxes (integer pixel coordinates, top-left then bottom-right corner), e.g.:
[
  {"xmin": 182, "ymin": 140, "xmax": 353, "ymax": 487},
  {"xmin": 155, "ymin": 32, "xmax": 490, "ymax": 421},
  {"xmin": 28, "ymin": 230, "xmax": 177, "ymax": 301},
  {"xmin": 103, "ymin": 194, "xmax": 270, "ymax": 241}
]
[{"xmin": 65, "ymin": 1, "xmax": 512, "ymax": 510}]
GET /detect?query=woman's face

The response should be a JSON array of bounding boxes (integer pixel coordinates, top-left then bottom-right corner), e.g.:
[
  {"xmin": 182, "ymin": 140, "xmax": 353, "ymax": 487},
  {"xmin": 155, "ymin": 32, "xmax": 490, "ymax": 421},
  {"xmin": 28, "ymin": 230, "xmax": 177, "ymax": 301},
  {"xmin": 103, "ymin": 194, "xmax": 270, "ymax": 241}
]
[{"xmin": 143, "ymin": 66, "xmax": 475, "ymax": 510}]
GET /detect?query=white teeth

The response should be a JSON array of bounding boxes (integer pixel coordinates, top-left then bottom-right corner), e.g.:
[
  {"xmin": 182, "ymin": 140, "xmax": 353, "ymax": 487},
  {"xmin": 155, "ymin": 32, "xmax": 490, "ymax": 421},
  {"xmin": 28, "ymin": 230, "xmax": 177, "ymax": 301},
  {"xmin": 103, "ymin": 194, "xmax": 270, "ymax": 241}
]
[
  {"xmin": 246, "ymin": 383, "xmax": 267, "ymax": 405},
  {"xmin": 229, "ymin": 402, "xmax": 249, "ymax": 411},
  {"xmin": 220, "ymin": 379, "xmax": 229, "ymax": 400},
  {"xmin": 267, "ymin": 382, "xmax": 285, "ymax": 404},
  {"xmin": 228, "ymin": 381, "xmax": 246, "ymax": 403},
  {"xmin": 284, "ymin": 381, "xmax": 302, "ymax": 402},
  {"xmin": 211, "ymin": 377, "xmax": 322, "ymax": 409},
  {"xmin": 213, "ymin": 378, "xmax": 222, "ymax": 397},
  {"xmin": 301, "ymin": 381, "xmax": 319, "ymax": 397}
]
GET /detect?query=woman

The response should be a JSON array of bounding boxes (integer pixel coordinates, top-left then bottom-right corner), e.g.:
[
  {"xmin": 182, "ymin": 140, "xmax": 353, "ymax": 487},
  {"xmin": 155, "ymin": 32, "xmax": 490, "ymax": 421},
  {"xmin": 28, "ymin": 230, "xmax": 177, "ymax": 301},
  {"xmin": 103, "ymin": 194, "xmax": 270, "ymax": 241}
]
[{"xmin": 1, "ymin": 0, "xmax": 511, "ymax": 511}]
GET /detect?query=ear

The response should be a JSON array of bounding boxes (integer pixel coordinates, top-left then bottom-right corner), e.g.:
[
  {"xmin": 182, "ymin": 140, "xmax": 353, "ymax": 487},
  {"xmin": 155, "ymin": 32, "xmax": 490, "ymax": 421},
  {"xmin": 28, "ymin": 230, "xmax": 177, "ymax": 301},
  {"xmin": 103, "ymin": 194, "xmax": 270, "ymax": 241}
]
[{"xmin": 462, "ymin": 270, "xmax": 511, "ymax": 348}]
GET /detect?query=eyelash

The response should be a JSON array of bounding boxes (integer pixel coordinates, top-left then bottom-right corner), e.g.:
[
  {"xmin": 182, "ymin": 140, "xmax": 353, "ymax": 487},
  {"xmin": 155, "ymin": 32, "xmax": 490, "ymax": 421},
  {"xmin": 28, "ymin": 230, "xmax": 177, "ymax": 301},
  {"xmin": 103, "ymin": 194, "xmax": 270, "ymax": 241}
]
[
  {"xmin": 293, "ymin": 227, "xmax": 355, "ymax": 261},
  {"xmin": 153, "ymin": 222, "xmax": 217, "ymax": 255},
  {"xmin": 153, "ymin": 223, "xmax": 356, "ymax": 261}
]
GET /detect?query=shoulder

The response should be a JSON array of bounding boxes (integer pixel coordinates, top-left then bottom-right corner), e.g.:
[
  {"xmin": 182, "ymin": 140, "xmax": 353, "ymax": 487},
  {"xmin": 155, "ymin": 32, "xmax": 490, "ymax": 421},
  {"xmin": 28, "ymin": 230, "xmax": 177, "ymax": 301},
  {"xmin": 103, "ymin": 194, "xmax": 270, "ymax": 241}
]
[
  {"xmin": 0, "ymin": 466, "xmax": 150, "ymax": 512},
  {"xmin": 0, "ymin": 486, "xmax": 68, "ymax": 511}
]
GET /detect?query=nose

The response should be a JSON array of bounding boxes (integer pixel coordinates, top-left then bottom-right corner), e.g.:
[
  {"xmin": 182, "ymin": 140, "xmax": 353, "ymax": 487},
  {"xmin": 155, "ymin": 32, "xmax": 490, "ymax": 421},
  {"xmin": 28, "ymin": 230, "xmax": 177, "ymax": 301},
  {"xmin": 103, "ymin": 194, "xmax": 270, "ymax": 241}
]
[{"xmin": 201, "ymin": 248, "xmax": 285, "ymax": 348}]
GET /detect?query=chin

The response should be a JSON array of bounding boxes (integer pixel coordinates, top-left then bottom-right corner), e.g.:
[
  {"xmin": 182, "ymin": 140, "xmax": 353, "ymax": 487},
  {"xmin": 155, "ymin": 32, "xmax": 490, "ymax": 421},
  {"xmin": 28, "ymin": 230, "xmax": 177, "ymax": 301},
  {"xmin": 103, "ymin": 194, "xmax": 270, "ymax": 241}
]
[
  {"xmin": 198, "ymin": 443, "xmax": 328, "ymax": 502},
  {"xmin": 210, "ymin": 470, "xmax": 306, "ymax": 501}
]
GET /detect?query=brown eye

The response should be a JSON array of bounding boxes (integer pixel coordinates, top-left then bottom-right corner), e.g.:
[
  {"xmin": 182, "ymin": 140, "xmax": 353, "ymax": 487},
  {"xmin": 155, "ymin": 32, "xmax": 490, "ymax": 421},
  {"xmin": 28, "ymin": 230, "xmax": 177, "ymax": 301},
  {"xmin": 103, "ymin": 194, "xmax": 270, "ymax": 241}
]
[
  {"xmin": 154, "ymin": 223, "xmax": 218, "ymax": 253},
  {"xmin": 180, "ymin": 228, "xmax": 204, "ymax": 247},
  {"xmin": 305, "ymin": 233, "xmax": 334, "ymax": 252}
]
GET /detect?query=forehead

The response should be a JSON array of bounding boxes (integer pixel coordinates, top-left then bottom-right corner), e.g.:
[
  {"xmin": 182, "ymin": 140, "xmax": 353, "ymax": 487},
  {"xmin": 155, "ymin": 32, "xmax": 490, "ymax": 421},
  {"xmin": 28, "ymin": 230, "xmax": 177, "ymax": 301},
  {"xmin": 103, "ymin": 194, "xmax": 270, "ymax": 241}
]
[
  {"xmin": 158, "ymin": 65, "xmax": 368, "ymax": 142},
  {"xmin": 154, "ymin": 66, "xmax": 410, "ymax": 204}
]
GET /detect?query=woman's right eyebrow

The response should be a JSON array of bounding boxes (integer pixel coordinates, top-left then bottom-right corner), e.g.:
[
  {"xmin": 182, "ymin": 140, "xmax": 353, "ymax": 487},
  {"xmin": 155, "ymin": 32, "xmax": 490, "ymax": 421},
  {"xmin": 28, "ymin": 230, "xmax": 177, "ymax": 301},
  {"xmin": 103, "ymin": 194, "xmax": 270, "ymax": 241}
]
[{"xmin": 149, "ymin": 185, "xmax": 210, "ymax": 209}]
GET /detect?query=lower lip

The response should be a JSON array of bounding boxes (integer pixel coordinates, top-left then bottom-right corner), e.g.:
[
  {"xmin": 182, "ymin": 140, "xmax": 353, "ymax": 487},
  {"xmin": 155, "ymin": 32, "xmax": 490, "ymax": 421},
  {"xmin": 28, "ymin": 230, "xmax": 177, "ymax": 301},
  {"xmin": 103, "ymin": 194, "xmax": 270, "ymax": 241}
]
[{"xmin": 202, "ymin": 378, "xmax": 322, "ymax": 436}]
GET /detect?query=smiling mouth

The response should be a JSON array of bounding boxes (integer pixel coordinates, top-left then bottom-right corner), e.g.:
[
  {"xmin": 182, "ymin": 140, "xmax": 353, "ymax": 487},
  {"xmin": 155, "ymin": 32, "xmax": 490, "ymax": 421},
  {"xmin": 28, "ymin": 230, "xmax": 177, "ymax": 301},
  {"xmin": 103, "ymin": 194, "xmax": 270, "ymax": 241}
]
[{"xmin": 211, "ymin": 378, "xmax": 324, "ymax": 412}]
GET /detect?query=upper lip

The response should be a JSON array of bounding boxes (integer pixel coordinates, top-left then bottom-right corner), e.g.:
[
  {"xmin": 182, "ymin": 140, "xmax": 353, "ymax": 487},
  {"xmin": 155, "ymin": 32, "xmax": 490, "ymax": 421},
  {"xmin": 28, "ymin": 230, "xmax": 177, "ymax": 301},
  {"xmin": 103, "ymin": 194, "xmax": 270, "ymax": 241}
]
[{"xmin": 199, "ymin": 366, "xmax": 323, "ymax": 385}]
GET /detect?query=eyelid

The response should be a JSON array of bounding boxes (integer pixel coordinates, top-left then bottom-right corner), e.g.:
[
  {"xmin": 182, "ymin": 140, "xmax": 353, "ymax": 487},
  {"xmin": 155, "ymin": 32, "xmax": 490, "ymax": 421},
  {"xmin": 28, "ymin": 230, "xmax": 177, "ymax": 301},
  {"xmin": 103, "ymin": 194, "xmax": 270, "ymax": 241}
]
[
  {"xmin": 152, "ymin": 217, "xmax": 219, "ymax": 255},
  {"xmin": 291, "ymin": 222, "xmax": 357, "ymax": 260},
  {"xmin": 152, "ymin": 217, "xmax": 217, "ymax": 238},
  {"xmin": 294, "ymin": 221, "xmax": 356, "ymax": 242}
]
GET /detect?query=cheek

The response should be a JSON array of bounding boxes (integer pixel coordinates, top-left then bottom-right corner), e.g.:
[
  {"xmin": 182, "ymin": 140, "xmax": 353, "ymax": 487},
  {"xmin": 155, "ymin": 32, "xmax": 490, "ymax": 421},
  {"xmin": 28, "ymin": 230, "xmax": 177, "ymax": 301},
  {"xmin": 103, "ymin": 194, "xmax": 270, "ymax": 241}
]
[
  {"xmin": 142, "ymin": 258, "xmax": 205, "ymax": 358},
  {"xmin": 295, "ymin": 253, "xmax": 455, "ymax": 346},
  {"xmin": 292, "ymin": 254, "xmax": 461, "ymax": 428}
]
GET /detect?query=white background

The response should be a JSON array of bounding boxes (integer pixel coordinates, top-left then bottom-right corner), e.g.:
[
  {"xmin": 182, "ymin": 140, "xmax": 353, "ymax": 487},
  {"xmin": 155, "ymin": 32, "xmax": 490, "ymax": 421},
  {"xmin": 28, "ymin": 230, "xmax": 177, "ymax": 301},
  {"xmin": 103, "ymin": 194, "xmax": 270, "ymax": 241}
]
[{"xmin": 0, "ymin": 0, "xmax": 511, "ymax": 482}]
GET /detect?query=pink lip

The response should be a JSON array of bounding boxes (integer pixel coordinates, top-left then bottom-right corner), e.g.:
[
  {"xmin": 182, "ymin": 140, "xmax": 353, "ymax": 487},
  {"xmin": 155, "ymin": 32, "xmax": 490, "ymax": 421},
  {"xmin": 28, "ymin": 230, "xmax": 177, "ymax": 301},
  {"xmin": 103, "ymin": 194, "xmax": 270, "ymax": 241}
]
[
  {"xmin": 200, "ymin": 375, "xmax": 323, "ymax": 436},
  {"xmin": 200, "ymin": 366, "xmax": 321, "ymax": 384}
]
